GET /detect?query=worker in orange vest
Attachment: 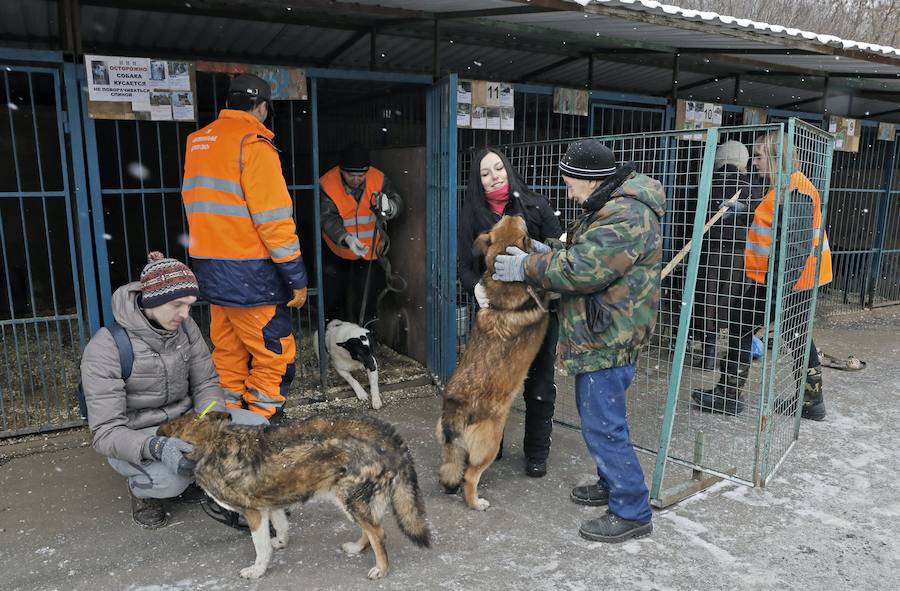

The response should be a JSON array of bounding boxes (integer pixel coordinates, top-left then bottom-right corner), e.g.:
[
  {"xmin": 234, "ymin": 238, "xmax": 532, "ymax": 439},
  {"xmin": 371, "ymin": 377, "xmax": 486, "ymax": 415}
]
[
  {"xmin": 693, "ymin": 131, "xmax": 832, "ymax": 420},
  {"xmin": 181, "ymin": 74, "xmax": 307, "ymax": 421},
  {"xmin": 320, "ymin": 144, "xmax": 403, "ymax": 325}
]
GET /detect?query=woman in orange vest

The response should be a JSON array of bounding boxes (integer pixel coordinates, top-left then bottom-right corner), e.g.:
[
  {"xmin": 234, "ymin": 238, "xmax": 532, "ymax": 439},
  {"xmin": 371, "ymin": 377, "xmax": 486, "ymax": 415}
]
[
  {"xmin": 320, "ymin": 144, "xmax": 403, "ymax": 325},
  {"xmin": 692, "ymin": 131, "xmax": 832, "ymax": 420}
]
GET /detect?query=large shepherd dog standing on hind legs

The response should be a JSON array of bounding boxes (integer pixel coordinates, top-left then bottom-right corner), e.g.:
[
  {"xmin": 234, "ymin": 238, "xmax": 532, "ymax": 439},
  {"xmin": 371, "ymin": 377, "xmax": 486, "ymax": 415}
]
[{"xmin": 437, "ymin": 215, "xmax": 550, "ymax": 510}]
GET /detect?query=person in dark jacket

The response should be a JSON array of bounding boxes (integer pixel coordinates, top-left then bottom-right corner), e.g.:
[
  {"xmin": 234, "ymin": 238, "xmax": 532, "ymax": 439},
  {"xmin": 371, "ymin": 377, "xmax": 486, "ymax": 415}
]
[
  {"xmin": 692, "ymin": 140, "xmax": 764, "ymax": 369},
  {"xmin": 457, "ymin": 147, "xmax": 563, "ymax": 478}
]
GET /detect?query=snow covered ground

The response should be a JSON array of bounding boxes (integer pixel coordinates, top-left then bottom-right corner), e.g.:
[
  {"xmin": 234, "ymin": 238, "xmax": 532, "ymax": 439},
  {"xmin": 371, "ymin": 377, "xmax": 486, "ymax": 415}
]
[{"xmin": 1, "ymin": 311, "xmax": 898, "ymax": 590}]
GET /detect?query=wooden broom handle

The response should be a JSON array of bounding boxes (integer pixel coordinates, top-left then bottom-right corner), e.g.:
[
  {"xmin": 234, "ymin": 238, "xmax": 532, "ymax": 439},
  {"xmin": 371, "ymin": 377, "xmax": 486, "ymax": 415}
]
[{"xmin": 660, "ymin": 189, "xmax": 742, "ymax": 280}]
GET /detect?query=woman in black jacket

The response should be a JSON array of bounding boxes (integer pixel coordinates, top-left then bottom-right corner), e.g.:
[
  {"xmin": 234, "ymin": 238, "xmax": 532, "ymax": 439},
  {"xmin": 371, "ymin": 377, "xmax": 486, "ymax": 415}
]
[
  {"xmin": 692, "ymin": 140, "xmax": 764, "ymax": 369},
  {"xmin": 457, "ymin": 147, "xmax": 563, "ymax": 478}
]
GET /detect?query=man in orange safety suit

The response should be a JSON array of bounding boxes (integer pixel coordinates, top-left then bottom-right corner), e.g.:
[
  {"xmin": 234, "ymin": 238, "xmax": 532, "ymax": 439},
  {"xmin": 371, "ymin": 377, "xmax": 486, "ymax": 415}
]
[{"xmin": 181, "ymin": 74, "xmax": 307, "ymax": 421}]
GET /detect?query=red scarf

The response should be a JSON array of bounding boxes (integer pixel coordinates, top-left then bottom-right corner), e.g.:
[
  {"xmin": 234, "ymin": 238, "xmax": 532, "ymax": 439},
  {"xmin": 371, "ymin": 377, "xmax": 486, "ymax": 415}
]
[{"xmin": 484, "ymin": 183, "xmax": 510, "ymax": 215}]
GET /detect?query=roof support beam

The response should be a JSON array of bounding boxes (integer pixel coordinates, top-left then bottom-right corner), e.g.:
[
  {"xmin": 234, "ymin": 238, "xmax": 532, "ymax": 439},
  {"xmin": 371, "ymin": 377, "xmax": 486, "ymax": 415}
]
[
  {"xmin": 320, "ymin": 30, "xmax": 369, "ymax": 67},
  {"xmin": 432, "ymin": 19, "xmax": 441, "ymax": 79},
  {"xmin": 517, "ymin": 56, "xmax": 582, "ymax": 82},
  {"xmin": 671, "ymin": 52, "xmax": 680, "ymax": 101},
  {"xmin": 587, "ymin": 54, "xmax": 594, "ymax": 89},
  {"xmin": 861, "ymin": 106, "xmax": 900, "ymax": 118},
  {"xmin": 678, "ymin": 74, "xmax": 733, "ymax": 92},
  {"xmin": 776, "ymin": 95, "xmax": 822, "ymax": 109}
]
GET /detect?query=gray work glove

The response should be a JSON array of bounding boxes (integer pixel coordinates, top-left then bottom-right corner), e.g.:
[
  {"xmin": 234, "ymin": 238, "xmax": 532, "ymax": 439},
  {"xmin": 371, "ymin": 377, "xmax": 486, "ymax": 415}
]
[
  {"xmin": 530, "ymin": 240, "xmax": 552, "ymax": 254},
  {"xmin": 148, "ymin": 436, "xmax": 195, "ymax": 477},
  {"xmin": 718, "ymin": 199, "xmax": 747, "ymax": 213},
  {"xmin": 343, "ymin": 235, "xmax": 369, "ymax": 257},
  {"xmin": 492, "ymin": 246, "xmax": 528, "ymax": 283}
]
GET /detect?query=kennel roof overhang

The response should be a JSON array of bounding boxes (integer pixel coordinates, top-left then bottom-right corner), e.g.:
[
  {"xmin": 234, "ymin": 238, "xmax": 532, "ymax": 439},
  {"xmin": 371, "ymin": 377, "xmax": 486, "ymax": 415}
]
[{"xmin": 5, "ymin": 0, "xmax": 900, "ymax": 122}]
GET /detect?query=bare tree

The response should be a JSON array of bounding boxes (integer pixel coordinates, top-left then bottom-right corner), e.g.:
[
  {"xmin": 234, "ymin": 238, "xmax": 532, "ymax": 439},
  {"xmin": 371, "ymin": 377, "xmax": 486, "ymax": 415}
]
[{"xmin": 671, "ymin": 0, "xmax": 900, "ymax": 47}]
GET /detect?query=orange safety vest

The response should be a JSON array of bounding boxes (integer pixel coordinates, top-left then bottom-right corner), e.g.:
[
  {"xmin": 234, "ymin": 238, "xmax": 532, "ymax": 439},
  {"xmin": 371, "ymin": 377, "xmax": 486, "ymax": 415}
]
[
  {"xmin": 320, "ymin": 166, "xmax": 385, "ymax": 261},
  {"xmin": 182, "ymin": 110, "xmax": 306, "ymax": 306},
  {"xmin": 745, "ymin": 171, "xmax": 833, "ymax": 290}
]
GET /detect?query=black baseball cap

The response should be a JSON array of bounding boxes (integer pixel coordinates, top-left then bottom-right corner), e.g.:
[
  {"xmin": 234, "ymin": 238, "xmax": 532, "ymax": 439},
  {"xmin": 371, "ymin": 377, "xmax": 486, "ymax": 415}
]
[{"xmin": 228, "ymin": 74, "xmax": 272, "ymax": 102}]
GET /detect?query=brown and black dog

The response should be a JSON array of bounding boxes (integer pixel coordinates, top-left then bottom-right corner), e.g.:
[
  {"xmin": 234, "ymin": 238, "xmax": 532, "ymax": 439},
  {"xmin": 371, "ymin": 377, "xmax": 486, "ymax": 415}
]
[
  {"xmin": 158, "ymin": 411, "xmax": 430, "ymax": 580},
  {"xmin": 437, "ymin": 215, "xmax": 550, "ymax": 510}
]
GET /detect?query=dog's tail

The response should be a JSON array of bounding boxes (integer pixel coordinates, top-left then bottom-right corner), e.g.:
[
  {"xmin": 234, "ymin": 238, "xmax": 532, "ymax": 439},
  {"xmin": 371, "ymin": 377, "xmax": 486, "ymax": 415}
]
[
  {"xmin": 436, "ymin": 414, "xmax": 467, "ymax": 493},
  {"xmin": 390, "ymin": 449, "xmax": 431, "ymax": 548}
]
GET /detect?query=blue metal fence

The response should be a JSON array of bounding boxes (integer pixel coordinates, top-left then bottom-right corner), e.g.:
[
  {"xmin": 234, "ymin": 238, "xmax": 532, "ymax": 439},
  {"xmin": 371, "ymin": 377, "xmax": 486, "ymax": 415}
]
[
  {"xmin": 0, "ymin": 51, "xmax": 898, "ymax": 437},
  {"xmin": 0, "ymin": 52, "xmax": 95, "ymax": 437},
  {"xmin": 426, "ymin": 74, "xmax": 458, "ymax": 385}
]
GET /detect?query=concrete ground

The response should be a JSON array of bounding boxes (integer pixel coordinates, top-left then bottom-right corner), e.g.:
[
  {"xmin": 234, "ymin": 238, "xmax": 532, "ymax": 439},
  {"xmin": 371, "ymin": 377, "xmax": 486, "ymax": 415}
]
[{"xmin": 1, "ymin": 311, "xmax": 898, "ymax": 591}]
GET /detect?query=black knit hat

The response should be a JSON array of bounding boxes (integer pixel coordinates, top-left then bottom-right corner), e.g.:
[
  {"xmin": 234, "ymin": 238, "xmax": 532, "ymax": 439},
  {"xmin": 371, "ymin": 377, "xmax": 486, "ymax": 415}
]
[
  {"xmin": 339, "ymin": 144, "xmax": 370, "ymax": 173},
  {"xmin": 228, "ymin": 74, "xmax": 271, "ymax": 102},
  {"xmin": 559, "ymin": 139, "xmax": 618, "ymax": 180}
]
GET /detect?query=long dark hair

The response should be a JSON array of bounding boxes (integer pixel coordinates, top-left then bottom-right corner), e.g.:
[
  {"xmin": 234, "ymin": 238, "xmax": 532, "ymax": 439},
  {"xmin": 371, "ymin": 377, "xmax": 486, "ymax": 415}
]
[{"xmin": 463, "ymin": 147, "xmax": 536, "ymax": 229}]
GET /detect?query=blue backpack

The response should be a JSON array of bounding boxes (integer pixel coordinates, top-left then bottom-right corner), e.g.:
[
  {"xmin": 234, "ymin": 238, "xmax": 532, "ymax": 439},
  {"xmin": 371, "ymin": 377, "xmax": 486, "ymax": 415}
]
[{"xmin": 77, "ymin": 322, "xmax": 133, "ymax": 421}]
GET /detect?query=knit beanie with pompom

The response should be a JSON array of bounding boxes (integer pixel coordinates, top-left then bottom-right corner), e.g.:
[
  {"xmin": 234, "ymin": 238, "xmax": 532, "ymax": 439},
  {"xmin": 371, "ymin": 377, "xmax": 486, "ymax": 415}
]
[{"xmin": 139, "ymin": 251, "xmax": 199, "ymax": 308}]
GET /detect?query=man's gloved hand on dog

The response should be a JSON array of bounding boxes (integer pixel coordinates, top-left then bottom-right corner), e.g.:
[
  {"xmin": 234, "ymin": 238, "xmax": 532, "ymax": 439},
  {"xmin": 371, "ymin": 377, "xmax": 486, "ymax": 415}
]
[
  {"xmin": 343, "ymin": 235, "xmax": 369, "ymax": 257},
  {"xmin": 530, "ymin": 240, "xmax": 552, "ymax": 254},
  {"xmin": 493, "ymin": 246, "xmax": 528, "ymax": 283},
  {"xmin": 148, "ymin": 436, "xmax": 195, "ymax": 477},
  {"xmin": 474, "ymin": 281, "xmax": 490, "ymax": 308}
]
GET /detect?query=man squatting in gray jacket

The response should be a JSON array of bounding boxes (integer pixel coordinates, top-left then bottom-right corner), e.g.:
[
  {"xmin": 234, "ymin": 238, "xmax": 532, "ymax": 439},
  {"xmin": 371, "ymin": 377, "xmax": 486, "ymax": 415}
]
[{"xmin": 80, "ymin": 252, "xmax": 266, "ymax": 529}]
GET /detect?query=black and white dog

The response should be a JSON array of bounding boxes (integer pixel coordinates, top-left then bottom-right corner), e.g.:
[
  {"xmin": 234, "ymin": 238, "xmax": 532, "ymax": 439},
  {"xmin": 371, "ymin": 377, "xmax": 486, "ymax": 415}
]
[{"xmin": 315, "ymin": 320, "xmax": 382, "ymax": 410}]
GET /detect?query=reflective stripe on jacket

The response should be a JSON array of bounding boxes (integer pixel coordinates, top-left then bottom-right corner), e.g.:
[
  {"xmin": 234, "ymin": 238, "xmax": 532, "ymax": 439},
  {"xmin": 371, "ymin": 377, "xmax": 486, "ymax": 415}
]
[
  {"xmin": 182, "ymin": 109, "xmax": 307, "ymax": 306},
  {"xmin": 320, "ymin": 166, "xmax": 385, "ymax": 261},
  {"xmin": 745, "ymin": 171, "xmax": 833, "ymax": 290}
]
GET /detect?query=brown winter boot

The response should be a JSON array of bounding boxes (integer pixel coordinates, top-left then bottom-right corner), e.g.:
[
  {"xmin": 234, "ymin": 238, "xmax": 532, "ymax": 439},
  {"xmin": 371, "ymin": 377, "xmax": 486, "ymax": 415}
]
[{"xmin": 130, "ymin": 490, "xmax": 167, "ymax": 529}]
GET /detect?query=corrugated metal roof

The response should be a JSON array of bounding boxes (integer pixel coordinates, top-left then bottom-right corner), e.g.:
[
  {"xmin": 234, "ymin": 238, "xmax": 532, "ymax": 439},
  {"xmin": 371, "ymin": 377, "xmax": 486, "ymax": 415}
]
[{"xmin": 589, "ymin": 0, "xmax": 900, "ymax": 57}]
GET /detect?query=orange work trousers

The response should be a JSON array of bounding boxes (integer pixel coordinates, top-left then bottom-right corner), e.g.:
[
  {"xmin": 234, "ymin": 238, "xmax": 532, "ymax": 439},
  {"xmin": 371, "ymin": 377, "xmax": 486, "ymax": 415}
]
[{"xmin": 210, "ymin": 303, "xmax": 296, "ymax": 419}]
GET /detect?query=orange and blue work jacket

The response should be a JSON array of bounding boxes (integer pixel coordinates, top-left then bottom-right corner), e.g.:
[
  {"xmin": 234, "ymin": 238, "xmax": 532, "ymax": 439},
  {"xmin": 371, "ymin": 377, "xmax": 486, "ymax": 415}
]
[
  {"xmin": 182, "ymin": 109, "xmax": 307, "ymax": 307},
  {"xmin": 320, "ymin": 166, "xmax": 385, "ymax": 261},
  {"xmin": 745, "ymin": 171, "xmax": 832, "ymax": 290}
]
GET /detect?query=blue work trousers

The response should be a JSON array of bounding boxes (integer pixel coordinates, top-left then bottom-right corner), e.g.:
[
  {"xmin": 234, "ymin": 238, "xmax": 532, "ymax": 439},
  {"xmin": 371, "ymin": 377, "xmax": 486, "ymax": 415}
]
[{"xmin": 575, "ymin": 364, "xmax": 652, "ymax": 523}]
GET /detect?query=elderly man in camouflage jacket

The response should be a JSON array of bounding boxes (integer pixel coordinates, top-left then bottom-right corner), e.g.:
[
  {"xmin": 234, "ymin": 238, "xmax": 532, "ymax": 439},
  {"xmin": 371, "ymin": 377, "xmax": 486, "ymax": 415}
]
[{"xmin": 494, "ymin": 139, "xmax": 665, "ymax": 543}]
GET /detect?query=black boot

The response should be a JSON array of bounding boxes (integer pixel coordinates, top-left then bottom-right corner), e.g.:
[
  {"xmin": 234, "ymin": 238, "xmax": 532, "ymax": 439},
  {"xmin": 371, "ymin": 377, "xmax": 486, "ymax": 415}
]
[
  {"xmin": 579, "ymin": 510, "xmax": 652, "ymax": 543},
  {"xmin": 692, "ymin": 333, "xmax": 718, "ymax": 370},
  {"xmin": 801, "ymin": 367, "xmax": 826, "ymax": 421},
  {"xmin": 525, "ymin": 458, "xmax": 547, "ymax": 478},
  {"xmin": 691, "ymin": 364, "xmax": 747, "ymax": 416},
  {"xmin": 570, "ymin": 480, "xmax": 610, "ymax": 506},
  {"xmin": 174, "ymin": 483, "xmax": 207, "ymax": 505},
  {"xmin": 130, "ymin": 490, "xmax": 167, "ymax": 529}
]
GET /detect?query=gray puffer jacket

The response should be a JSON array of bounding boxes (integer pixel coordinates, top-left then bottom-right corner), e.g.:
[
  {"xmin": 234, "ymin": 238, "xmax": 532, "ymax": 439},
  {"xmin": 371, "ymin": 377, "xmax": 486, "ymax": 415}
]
[{"xmin": 80, "ymin": 282, "xmax": 223, "ymax": 464}]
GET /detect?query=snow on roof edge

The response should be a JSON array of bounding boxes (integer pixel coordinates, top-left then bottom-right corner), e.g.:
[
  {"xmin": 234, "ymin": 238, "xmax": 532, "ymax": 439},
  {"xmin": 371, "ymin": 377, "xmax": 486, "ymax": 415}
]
[{"xmin": 590, "ymin": 0, "xmax": 900, "ymax": 58}]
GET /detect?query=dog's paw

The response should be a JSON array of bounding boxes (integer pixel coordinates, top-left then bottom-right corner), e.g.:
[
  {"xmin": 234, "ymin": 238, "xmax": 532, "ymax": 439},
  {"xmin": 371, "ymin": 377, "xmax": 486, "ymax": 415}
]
[
  {"xmin": 471, "ymin": 498, "xmax": 490, "ymax": 511},
  {"xmin": 342, "ymin": 541, "xmax": 365, "ymax": 555},
  {"xmin": 367, "ymin": 566, "xmax": 388, "ymax": 580},
  {"xmin": 239, "ymin": 565, "xmax": 266, "ymax": 579},
  {"xmin": 271, "ymin": 536, "xmax": 287, "ymax": 550},
  {"xmin": 371, "ymin": 396, "xmax": 383, "ymax": 410},
  {"xmin": 354, "ymin": 392, "xmax": 369, "ymax": 403}
]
